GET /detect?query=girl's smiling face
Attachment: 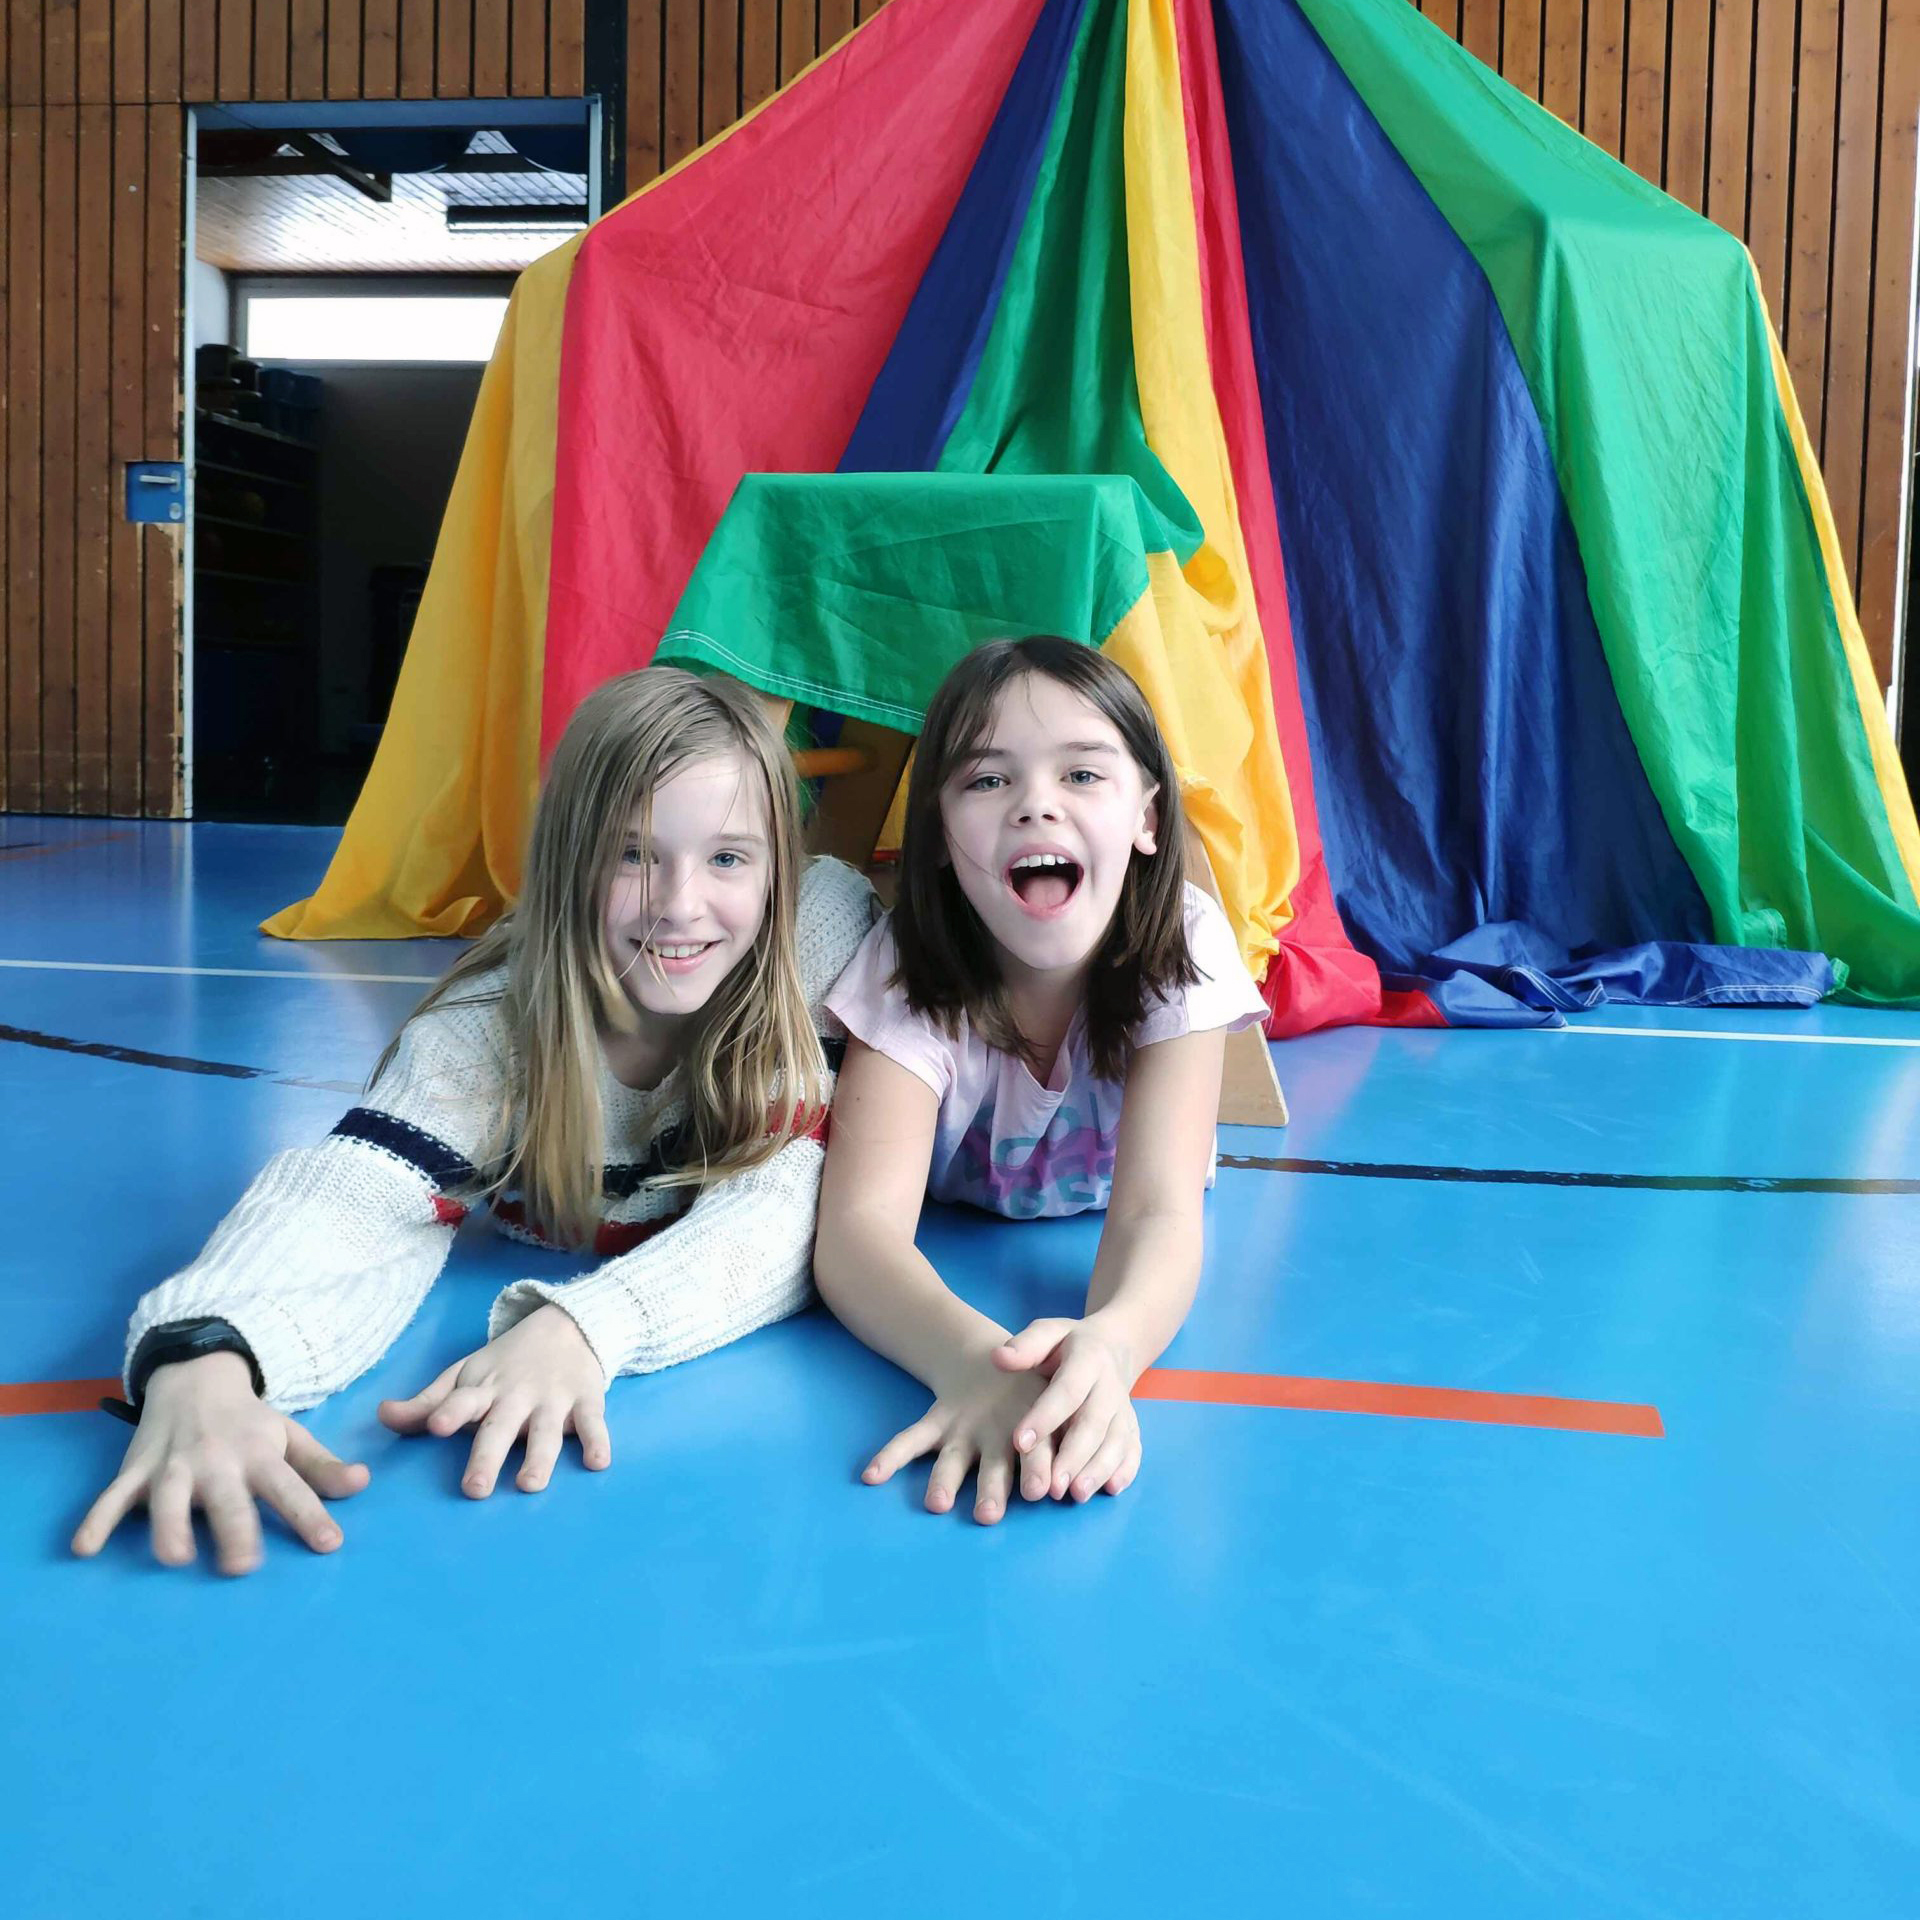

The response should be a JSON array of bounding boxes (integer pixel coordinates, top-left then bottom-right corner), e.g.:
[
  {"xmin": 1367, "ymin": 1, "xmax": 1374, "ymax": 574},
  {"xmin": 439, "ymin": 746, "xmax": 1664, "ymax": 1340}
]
[
  {"xmin": 602, "ymin": 750, "xmax": 773, "ymax": 1021},
  {"xmin": 938, "ymin": 672, "xmax": 1159, "ymax": 979}
]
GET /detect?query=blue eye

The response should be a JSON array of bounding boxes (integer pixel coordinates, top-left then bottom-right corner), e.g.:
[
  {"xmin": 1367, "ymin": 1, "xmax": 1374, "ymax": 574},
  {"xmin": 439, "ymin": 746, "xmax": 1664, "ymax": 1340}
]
[
  {"xmin": 618, "ymin": 846, "xmax": 647, "ymax": 867},
  {"xmin": 1065, "ymin": 768, "xmax": 1101, "ymax": 785},
  {"xmin": 965, "ymin": 773, "xmax": 1005, "ymax": 793},
  {"xmin": 711, "ymin": 850, "xmax": 746, "ymax": 870}
]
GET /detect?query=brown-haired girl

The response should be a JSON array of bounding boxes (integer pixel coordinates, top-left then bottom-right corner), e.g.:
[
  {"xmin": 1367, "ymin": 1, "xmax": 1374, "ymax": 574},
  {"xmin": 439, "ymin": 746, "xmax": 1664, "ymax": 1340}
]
[
  {"xmin": 75, "ymin": 665, "xmax": 876, "ymax": 1575},
  {"xmin": 815, "ymin": 637, "xmax": 1266, "ymax": 1527}
]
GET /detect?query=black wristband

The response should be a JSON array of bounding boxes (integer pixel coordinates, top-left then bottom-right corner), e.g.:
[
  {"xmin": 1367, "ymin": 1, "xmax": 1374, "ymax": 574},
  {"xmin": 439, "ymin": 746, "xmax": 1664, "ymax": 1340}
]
[{"xmin": 125, "ymin": 1317, "xmax": 265, "ymax": 1408}]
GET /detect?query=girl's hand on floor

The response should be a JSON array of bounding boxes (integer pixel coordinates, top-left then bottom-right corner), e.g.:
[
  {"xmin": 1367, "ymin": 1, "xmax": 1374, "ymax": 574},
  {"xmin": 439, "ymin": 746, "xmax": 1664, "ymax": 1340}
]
[
  {"xmin": 860, "ymin": 1348, "xmax": 1056, "ymax": 1527},
  {"xmin": 992, "ymin": 1316, "xmax": 1143, "ymax": 1502},
  {"xmin": 377, "ymin": 1303, "xmax": 609, "ymax": 1497},
  {"xmin": 71, "ymin": 1351, "xmax": 369, "ymax": 1576}
]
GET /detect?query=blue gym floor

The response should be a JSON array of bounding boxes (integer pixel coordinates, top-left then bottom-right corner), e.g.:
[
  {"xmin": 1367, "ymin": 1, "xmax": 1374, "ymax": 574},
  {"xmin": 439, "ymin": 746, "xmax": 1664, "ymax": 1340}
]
[{"xmin": 3, "ymin": 818, "xmax": 1918, "ymax": 1916}]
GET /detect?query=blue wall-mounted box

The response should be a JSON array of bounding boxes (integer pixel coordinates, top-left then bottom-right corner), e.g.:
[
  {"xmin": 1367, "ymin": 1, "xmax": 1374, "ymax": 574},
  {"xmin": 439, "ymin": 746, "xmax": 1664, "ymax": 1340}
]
[{"xmin": 125, "ymin": 461, "xmax": 186, "ymax": 524}]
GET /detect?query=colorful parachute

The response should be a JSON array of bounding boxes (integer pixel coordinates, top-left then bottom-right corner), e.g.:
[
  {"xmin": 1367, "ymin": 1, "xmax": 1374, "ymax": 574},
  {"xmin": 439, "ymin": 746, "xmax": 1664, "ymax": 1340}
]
[{"xmin": 267, "ymin": 0, "xmax": 1920, "ymax": 1034}]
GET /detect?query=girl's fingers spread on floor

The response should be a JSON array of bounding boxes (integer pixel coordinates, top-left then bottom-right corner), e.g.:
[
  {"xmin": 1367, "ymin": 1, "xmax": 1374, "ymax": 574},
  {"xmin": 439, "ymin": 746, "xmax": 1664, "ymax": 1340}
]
[
  {"xmin": 281, "ymin": 1424, "xmax": 370, "ymax": 1499},
  {"xmin": 516, "ymin": 1408, "xmax": 566, "ymax": 1492},
  {"xmin": 148, "ymin": 1462, "xmax": 198, "ymax": 1567},
  {"xmin": 862, "ymin": 1414, "xmax": 941, "ymax": 1485},
  {"xmin": 1105, "ymin": 1434, "xmax": 1142, "ymax": 1495},
  {"xmin": 572, "ymin": 1402, "xmax": 613, "ymax": 1472},
  {"xmin": 200, "ymin": 1472, "xmax": 264, "ymax": 1577},
  {"xmin": 1074, "ymin": 1424, "xmax": 1129, "ymax": 1503},
  {"xmin": 71, "ymin": 1470, "xmax": 146, "ymax": 1557},
  {"xmin": 255, "ymin": 1459, "xmax": 343, "ymax": 1553},
  {"xmin": 1020, "ymin": 1362, "xmax": 1099, "ymax": 1451},
  {"xmin": 924, "ymin": 1442, "xmax": 973, "ymax": 1515},
  {"xmin": 1050, "ymin": 1399, "xmax": 1114, "ymax": 1497},
  {"xmin": 376, "ymin": 1361, "xmax": 461, "ymax": 1431},
  {"xmin": 973, "ymin": 1452, "xmax": 1013, "ymax": 1526},
  {"xmin": 426, "ymin": 1385, "xmax": 493, "ymax": 1438},
  {"xmin": 461, "ymin": 1406, "xmax": 526, "ymax": 1499},
  {"xmin": 1019, "ymin": 1431, "xmax": 1055, "ymax": 1503}
]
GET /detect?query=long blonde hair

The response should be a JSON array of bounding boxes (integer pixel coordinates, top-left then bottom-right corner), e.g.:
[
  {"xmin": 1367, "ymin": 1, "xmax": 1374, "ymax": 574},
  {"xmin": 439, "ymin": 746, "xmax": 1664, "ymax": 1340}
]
[{"xmin": 373, "ymin": 666, "xmax": 827, "ymax": 1248}]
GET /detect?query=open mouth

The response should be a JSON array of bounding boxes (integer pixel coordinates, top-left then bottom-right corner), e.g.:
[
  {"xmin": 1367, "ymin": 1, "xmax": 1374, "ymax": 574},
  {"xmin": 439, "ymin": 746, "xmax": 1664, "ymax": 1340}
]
[{"xmin": 1005, "ymin": 853, "xmax": 1083, "ymax": 918}]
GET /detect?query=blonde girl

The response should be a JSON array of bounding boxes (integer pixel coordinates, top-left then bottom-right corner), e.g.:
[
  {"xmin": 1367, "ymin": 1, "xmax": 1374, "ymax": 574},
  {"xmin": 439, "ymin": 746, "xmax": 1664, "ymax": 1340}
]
[{"xmin": 75, "ymin": 666, "xmax": 875, "ymax": 1576}]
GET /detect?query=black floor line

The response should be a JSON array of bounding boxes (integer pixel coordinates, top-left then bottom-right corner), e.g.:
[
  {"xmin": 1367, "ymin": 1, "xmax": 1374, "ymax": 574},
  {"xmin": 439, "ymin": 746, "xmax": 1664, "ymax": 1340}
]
[
  {"xmin": 0, "ymin": 1024, "xmax": 358, "ymax": 1094},
  {"xmin": 1218, "ymin": 1153, "xmax": 1920, "ymax": 1196}
]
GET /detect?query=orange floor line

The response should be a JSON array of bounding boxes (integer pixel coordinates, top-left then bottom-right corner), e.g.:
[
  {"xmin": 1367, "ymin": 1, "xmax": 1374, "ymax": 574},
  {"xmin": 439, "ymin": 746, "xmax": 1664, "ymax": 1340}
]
[
  {"xmin": 0, "ymin": 1377, "xmax": 121, "ymax": 1417},
  {"xmin": 1135, "ymin": 1367, "xmax": 1664, "ymax": 1437}
]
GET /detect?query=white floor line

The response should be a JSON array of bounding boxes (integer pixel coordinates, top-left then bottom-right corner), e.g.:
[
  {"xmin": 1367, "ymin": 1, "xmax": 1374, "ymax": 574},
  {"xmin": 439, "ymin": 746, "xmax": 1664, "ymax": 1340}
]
[
  {"xmin": 1559, "ymin": 1023, "xmax": 1920, "ymax": 1050},
  {"xmin": 5, "ymin": 959, "xmax": 1917, "ymax": 1048},
  {"xmin": 0, "ymin": 958, "xmax": 439, "ymax": 985}
]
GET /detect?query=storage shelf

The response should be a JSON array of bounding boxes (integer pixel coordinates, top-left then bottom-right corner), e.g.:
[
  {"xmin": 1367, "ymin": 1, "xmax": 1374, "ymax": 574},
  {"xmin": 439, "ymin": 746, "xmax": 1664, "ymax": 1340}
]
[{"xmin": 196, "ymin": 457, "xmax": 311, "ymax": 493}]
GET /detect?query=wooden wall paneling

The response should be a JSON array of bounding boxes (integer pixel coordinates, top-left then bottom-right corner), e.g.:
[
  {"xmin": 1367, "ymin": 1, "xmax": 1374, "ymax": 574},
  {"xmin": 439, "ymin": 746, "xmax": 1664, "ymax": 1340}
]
[
  {"xmin": 113, "ymin": 0, "xmax": 144, "ymax": 101},
  {"xmin": 1747, "ymin": 0, "xmax": 1796, "ymax": 324},
  {"xmin": 743, "ymin": 0, "xmax": 779, "ymax": 114},
  {"xmin": 41, "ymin": 105, "xmax": 77, "ymax": 812},
  {"xmin": 1416, "ymin": 1, "xmax": 1457, "ymax": 35},
  {"xmin": 362, "ymin": 0, "xmax": 400, "ymax": 98},
  {"xmin": 1859, "ymin": 0, "xmax": 1920, "ymax": 684},
  {"xmin": 142, "ymin": 104, "xmax": 180, "ymax": 816},
  {"xmin": 1787, "ymin": 0, "xmax": 1842, "ymax": 454},
  {"xmin": 1663, "ymin": 0, "xmax": 1711, "ymax": 211},
  {"xmin": 10, "ymin": 0, "xmax": 42, "ymax": 108},
  {"xmin": 74, "ymin": 102, "xmax": 111, "ymax": 811},
  {"xmin": 1705, "ymin": 0, "xmax": 1752, "ymax": 232},
  {"xmin": 182, "ymin": 0, "xmax": 216, "ymax": 97},
  {"xmin": 327, "ymin": 0, "xmax": 363, "ymax": 98},
  {"xmin": 550, "ymin": 0, "xmax": 586, "ymax": 95},
  {"xmin": 473, "ymin": 0, "xmax": 510, "ymax": 94},
  {"xmin": 1622, "ymin": 0, "xmax": 1668, "ymax": 186},
  {"xmin": 1584, "ymin": 0, "xmax": 1627, "ymax": 157},
  {"xmin": 433, "ymin": 0, "xmax": 471, "ymax": 95},
  {"xmin": 78, "ymin": 0, "xmax": 112, "ymax": 102},
  {"xmin": 628, "ymin": 0, "xmax": 662, "ymax": 186},
  {"xmin": 1503, "ymin": 0, "xmax": 1544, "ymax": 102},
  {"xmin": 663, "ymin": 0, "xmax": 699, "ymax": 169},
  {"xmin": 818, "ymin": 0, "xmax": 855, "ymax": 50},
  {"xmin": 702, "ymin": 0, "xmax": 739, "ymax": 140},
  {"xmin": 45, "ymin": 0, "xmax": 76, "ymax": 103},
  {"xmin": 146, "ymin": 0, "xmax": 180, "ymax": 102},
  {"xmin": 7, "ymin": 110, "xmax": 42, "ymax": 811},
  {"xmin": 1824, "ymin": 0, "xmax": 1887, "ymax": 593},
  {"xmin": 290, "ymin": 0, "xmax": 326, "ymax": 99},
  {"xmin": 1540, "ymin": 0, "xmax": 1582, "ymax": 125},
  {"xmin": 253, "ymin": 0, "xmax": 291, "ymax": 99},
  {"xmin": 398, "ymin": 0, "xmax": 434, "ymax": 96},
  {"xmin": 511, "ymin": 0, "xmax": 546, "ymax": 94},
  {"xmin": 217, "ymin": 0, "xmax": 253, "ymax": 99},
  {"xmin": 0, "ymin": 76, "xmax": 8, "ymax": 801},
  {"xmin": 1459, "ymin": 0, "xmax": 1498, "ymax": 69},
  {"xmin": 779, "ymin": 0, "xmax": 814, "ymax": 86},
  {"xmin": 107, "ymin": 103, "xmax": 142, "ymax": 816}
]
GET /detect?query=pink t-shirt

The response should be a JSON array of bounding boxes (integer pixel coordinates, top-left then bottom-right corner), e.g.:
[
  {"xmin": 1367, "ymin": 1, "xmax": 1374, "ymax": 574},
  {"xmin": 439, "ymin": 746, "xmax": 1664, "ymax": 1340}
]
[{"xmin": 824, "ymin": 883, "xmax": 1269, "ymax": 1219}]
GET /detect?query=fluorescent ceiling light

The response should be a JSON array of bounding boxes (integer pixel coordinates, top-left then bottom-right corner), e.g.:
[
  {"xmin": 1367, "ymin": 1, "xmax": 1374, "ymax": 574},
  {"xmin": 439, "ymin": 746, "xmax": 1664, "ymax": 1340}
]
[{"xmin": 445, "ymin": 203, "xmax": 587, "ymax": 233}]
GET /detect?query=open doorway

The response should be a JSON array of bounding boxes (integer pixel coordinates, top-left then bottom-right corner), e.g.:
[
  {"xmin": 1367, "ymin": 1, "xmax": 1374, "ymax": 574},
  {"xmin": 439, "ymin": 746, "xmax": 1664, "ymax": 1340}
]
[{"xmin": 185, "ymin": 100, "xmax": 599, "ymax": 822}]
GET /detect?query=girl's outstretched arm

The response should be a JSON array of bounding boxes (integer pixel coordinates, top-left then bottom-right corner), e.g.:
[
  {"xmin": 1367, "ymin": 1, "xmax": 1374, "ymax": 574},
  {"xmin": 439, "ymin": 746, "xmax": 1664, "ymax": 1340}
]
[
  {"xmin": 77, "ymin": 992, "xmax": 510, "ymax": 1574},
  {"xmin": 993, "ymin": 1024, "xmax": 1228, "ymax": 1503},
  {"xmin": 814, "ymin": 1038, "xmax": 1051, "ymax": 1525}
]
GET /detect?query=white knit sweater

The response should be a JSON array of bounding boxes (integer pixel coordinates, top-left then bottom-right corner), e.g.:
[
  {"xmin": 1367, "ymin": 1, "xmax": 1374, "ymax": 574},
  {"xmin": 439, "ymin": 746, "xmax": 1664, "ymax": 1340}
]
[{"xmin": 125, "ymin": 856, "xmax": 879, "ymax": 1411}]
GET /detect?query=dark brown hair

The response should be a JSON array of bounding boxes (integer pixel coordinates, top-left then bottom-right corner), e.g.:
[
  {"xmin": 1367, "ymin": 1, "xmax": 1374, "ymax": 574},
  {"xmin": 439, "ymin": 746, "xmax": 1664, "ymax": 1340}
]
[{"xmin": 889, "ymin": 637, "xmax": 1199, "ymax": 1082}]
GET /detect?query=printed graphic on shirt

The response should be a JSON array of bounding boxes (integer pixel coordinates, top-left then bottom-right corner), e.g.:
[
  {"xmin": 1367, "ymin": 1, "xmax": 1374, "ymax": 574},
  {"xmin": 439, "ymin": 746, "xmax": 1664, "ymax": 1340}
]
[{"xmin": 946, "ymin": 1100, "xmax": 1118, "ymax": 1218}]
